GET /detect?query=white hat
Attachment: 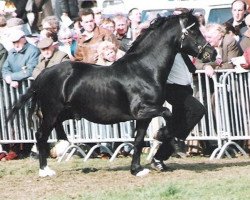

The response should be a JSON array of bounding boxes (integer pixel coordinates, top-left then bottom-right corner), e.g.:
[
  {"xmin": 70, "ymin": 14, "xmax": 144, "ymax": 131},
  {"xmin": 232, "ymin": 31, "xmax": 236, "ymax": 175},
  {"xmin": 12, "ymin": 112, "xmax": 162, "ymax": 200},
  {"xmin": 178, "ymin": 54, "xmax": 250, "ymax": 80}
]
[{"xmin": 9, "ymin": 30, "xmax": 25, "ymax": 42}]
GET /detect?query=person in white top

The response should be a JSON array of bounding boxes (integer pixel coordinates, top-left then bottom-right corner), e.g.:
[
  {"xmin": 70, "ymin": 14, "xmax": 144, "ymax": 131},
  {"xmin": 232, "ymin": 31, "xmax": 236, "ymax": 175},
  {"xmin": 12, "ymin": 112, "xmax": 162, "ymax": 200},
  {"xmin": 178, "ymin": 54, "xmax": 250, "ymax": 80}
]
[{"xmin": 151, "ymin": 53, "xmax": 206, "ymax": 172}]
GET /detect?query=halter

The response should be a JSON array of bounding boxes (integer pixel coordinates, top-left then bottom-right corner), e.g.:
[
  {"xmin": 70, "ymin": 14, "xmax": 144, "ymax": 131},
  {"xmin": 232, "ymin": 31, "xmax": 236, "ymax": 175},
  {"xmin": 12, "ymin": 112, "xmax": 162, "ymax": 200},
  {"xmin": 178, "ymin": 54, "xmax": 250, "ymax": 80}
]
[{"xmin": 179, "ymin": 18, "xmax": 209, "ymax": 59}]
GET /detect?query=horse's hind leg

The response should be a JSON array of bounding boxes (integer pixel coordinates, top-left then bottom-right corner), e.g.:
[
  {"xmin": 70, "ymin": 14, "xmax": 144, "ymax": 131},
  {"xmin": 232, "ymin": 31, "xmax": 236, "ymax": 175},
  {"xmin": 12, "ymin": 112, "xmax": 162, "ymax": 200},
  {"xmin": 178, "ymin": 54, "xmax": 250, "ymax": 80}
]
[
  {"xmin": 55, "ymin": 122, "xmax": 68, "ymax": 141},
  {"xmin": 131, "ymin": 119, "xmax": 151, "ymax": 176},
  {"xmin": 36, "ymin": 118, "xmax": 57, "ymax": 177}
]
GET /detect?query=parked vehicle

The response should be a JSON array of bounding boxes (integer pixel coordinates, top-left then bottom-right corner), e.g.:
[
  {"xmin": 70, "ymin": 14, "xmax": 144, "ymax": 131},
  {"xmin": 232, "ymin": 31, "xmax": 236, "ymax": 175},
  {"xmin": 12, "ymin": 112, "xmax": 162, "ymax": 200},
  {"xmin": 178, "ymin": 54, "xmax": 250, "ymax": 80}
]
[
  {"xmin": 140, "ymin": 0, "xmax": 234, "ymax": 24},
  {"xmin": 98, "ymin": 0, "xmax": 241, "ymax": 25}
]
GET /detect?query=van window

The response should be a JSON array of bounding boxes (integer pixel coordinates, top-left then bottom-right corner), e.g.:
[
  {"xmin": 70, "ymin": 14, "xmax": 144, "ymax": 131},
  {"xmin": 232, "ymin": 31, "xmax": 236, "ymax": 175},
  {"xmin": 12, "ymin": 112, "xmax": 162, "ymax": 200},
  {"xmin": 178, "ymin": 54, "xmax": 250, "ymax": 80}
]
[{"xmin": 208, "ymin": 8, "xmax": 232, "ymax": 23}]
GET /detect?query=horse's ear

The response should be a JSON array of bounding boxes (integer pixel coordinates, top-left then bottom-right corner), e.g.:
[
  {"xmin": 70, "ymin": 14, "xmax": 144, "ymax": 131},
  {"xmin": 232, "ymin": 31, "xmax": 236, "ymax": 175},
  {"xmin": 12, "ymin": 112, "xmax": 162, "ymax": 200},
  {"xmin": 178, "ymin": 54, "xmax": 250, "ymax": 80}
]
[
  {"xmin": 157, "ymin": 13, "xmax": 161, "ymax": 18},
  {"xmin": 189, "ymin": 9, "xmax": 194, "ymax": 14}
]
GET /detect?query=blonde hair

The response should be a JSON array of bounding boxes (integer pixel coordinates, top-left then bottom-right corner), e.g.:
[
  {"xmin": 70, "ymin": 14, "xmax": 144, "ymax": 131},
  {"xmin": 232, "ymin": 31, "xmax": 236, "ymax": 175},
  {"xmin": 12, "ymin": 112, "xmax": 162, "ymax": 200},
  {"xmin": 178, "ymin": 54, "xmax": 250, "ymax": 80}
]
[
  {"xmin": 97, "ymin": 41, "xmax": 117, "ymax": 56},
  {"xmin": 100, "ymin": 18, "xmax": 115, "ymax": 27},
  {"xmin": 97, "ymin": 41, "xmax": 118, "ymax": 65},
  {"xmin": 205, "ymin": 23, "xmax": 226, "ymax": 36}
]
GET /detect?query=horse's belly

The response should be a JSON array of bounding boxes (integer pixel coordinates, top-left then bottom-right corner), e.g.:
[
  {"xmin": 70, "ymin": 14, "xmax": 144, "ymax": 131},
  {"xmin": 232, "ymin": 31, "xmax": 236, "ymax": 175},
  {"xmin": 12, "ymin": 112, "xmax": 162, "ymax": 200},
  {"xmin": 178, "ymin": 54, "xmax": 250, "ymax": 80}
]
[{"xmin": 74, "ymin": 104, "xmax": 133, "ymax": 124}]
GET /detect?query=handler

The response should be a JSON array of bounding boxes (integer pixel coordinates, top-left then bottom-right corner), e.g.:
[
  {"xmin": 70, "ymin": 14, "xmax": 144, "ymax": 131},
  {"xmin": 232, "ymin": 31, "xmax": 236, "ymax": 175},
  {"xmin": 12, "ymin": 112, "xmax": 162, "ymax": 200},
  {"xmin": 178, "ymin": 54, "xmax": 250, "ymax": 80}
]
[{"xmin": 150, "ymin": 53, "xmax": 206, "ymax": 171}]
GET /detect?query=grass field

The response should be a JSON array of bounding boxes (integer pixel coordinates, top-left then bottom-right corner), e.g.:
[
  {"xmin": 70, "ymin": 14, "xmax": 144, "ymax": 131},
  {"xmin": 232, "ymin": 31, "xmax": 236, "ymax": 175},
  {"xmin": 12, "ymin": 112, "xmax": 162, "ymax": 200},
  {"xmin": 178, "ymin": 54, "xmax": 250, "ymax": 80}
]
[{"xmin": 1, "ymin": 154, "xmax": 250, "ymax": 200}]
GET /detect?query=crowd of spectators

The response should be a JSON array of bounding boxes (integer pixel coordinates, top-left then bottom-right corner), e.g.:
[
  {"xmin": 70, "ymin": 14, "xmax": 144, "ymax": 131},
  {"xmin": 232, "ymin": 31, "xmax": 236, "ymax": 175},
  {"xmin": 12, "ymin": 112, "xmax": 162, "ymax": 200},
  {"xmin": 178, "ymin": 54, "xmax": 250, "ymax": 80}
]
[{"xmin": 1, "ymin": 0, "xmax": 250, "ymax": 162}]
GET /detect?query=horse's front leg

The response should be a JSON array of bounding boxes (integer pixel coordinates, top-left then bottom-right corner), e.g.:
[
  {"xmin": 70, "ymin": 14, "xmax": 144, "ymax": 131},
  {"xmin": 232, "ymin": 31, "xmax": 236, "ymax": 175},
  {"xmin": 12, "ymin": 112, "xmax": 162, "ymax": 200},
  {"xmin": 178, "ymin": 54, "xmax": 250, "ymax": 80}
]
[{"xmin": 131, "ymin": 119, "xmax": 151, "ymax": 176}]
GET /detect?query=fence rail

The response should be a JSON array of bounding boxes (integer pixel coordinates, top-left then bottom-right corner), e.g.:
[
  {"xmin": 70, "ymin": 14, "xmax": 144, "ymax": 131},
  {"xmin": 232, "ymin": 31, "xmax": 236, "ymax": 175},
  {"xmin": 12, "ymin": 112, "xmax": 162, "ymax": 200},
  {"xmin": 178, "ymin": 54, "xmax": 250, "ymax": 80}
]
[{"xmin": 0, "ymin": 69, "xmax": 250, "ymax": 160}]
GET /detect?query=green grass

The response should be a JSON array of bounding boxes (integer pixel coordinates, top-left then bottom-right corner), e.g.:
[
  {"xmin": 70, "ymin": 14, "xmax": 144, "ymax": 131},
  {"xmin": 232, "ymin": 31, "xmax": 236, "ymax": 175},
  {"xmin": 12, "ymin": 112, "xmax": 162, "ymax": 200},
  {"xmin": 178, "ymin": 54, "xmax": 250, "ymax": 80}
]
[{"xmin": 1, "ymin": 155, "xmax": 250, "ymax": 200}]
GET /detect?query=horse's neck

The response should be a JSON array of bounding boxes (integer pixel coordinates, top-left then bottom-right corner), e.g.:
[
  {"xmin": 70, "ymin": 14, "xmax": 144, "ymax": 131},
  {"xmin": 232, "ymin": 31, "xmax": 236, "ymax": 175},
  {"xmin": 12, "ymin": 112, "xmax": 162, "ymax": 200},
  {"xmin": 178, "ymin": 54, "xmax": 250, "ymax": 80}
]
[{"xmin": 128, "ymin": 35, "xmax": 177, "ymax": 81}]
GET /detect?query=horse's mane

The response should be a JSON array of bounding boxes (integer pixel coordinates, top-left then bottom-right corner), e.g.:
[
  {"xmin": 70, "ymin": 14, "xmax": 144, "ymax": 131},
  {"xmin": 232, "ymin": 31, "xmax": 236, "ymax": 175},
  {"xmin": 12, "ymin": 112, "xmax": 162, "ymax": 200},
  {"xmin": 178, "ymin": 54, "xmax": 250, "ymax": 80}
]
[{"xmin": 126, "ymin": 12, "xmax": 193, "ymax": 53}]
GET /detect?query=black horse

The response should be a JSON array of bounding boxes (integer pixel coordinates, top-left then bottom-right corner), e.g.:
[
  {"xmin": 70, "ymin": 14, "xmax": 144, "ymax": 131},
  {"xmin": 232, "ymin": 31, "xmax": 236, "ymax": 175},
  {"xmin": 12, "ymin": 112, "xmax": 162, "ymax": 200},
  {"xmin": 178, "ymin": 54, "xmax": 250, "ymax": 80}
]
[{"xmin": 7, "ymin": 12, "xmax": 216, "ymax": 177}]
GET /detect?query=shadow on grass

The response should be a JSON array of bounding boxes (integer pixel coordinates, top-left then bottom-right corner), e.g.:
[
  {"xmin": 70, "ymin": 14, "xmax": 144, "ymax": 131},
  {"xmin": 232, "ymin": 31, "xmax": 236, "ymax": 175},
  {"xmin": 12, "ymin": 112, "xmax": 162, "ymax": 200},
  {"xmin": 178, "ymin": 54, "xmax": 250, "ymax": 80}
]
[
  {"xmin": 141, "ymin": 159, "xmax": 250, "ymax": 173},
  {"xmin": 69, "ymin": 158, "xmax": 250, "ymax": 175}
]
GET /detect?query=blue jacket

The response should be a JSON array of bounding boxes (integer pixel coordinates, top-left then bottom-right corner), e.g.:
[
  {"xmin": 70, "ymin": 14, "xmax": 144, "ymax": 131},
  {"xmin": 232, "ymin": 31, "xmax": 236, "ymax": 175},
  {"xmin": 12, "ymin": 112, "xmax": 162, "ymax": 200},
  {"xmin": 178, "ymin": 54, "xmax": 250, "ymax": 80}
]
[{"xmin": 2, "ymin": 43, "xmax": 40, "ymax": 81}]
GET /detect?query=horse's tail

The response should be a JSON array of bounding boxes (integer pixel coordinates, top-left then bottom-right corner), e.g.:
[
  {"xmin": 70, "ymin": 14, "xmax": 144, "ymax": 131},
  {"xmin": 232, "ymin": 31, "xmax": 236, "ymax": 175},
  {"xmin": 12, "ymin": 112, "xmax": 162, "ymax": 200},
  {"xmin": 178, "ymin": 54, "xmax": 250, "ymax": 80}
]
[{"xmin": 7, "ymin": 84, "xmax": 37, "ymax": 125}]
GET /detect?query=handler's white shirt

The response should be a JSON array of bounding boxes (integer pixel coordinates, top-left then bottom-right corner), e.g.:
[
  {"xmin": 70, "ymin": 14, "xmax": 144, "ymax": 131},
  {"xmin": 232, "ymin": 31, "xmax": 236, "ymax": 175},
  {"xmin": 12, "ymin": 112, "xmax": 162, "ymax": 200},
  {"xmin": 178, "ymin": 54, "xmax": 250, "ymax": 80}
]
[{"xmin": 167, "ymin": 53, "xmax": 192, "ymax": 85}]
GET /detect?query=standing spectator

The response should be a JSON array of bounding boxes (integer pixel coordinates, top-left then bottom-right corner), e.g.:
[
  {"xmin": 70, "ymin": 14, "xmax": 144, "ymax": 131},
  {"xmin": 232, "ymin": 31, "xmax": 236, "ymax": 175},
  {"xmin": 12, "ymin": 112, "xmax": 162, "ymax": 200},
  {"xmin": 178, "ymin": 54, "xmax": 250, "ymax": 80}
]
[
  {"xmin": 92, "ymin": 7, "xmax": 103, "ymax": 26},
  {"xmin": 10, "ymin": 0, "xmax": 29, "ymax": 24},
  {"xmin": 2, "ymin": 30, "xmax": 40, "ymax": 88},
  {"xmin": 57, "ymin": 27, "xmax": 76, "ymax": 61},
  {"xmin": 40, "ymin": 15, "xmax": 60, "ymax": 42},
  {"xmin": 32, "ymin": 37, "xmax": 69, "ymax": 79},
  {"xmin": 195, "ymin": 23, "xmax": 242, "ymax": 76},
  {"xmin": 226, "ymin": 0, "xmax": 248, "ymax": 38},
  {"xmin": 0, "ymin": 43, "xmax": 8, "ymax": 79},
  {"xmin": 54, "ymin": 0, "xmax": 79, "ymax": 21},
  {"xmin": 0, "ymin": 15, "xmax": 11, "ymax": 51},
  {"xmin": 112, "ymin": 14, "xmax": 131, "ymax": 52},
  {"xmin": 240, "ymin": 14, "xmax": 250, "ymax": 51},
  {"xmin": 31, "ymin": 0, "xmax": 54, "ymax": 33},
  {"xmin": 127, "ymin": 8, "xmax": 149, "ymax": 42},
  {"xmin": 74, "ymin": 8, "xmax": 117, "ymax": 64},
  {"xmin": 127, "ymin": 8, "xmax": 141, "ymax": 41},
  {"xmin": 96, "ymin": 41, "xmax": 124, "ymax": 65},
  {"xmin": 99, "ymin": 18, "xmax": 115, "ymax": 33}
]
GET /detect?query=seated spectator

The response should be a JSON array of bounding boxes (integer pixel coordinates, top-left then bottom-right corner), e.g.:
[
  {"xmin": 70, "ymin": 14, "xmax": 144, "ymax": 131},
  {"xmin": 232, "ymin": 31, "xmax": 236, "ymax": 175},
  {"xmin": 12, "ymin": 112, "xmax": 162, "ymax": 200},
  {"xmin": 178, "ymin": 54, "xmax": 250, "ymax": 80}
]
[
  {"xmin": 240, "ymin": 14, "xmax": 250, "ymax": 52},
  {"xmin": 40, "ymin": 16, "xmax": 60, "ymax": 42},
  {"xmin": 74, "ymin": 8, "xmax": 118, "ymax": 64},
  {"xmin": 96, "ymin": 41, "xmax": 124, "ymax": 66},
  {"xmin": 32, "ymin": 37, "xmax": 69, "ymax": 79},
  {"xmin": 2, "ymin": 30, "xmax": 40, "ymax": 88},
  {"xmin": 57, "ymin": 27, "xmax": 76, "ymax": 61}
]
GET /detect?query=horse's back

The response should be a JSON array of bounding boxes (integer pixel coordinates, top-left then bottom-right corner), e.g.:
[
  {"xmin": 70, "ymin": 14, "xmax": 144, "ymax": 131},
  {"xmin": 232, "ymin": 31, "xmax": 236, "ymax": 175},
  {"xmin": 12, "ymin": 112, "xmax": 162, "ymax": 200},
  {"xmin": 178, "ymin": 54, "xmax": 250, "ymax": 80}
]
[{"xmin": 34, "ymin": 61, "xmax": 132, "ymax": 123}]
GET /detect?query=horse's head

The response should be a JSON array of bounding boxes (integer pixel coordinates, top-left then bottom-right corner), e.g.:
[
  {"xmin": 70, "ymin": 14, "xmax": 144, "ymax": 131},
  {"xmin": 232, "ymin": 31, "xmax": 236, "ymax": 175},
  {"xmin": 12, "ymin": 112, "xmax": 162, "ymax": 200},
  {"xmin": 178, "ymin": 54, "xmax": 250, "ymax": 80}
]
[{"xmin": 177, "ymin": 11, "xmax": 217, "ymax": 63}]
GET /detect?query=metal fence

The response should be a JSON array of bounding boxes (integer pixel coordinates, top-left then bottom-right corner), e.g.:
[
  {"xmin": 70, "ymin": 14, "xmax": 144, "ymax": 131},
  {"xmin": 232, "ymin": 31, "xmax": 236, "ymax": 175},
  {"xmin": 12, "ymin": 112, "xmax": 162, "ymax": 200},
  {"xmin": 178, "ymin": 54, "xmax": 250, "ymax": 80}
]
[{"xmin": 0, "ymin": 69, "xmax": 250, "ymax": 160}]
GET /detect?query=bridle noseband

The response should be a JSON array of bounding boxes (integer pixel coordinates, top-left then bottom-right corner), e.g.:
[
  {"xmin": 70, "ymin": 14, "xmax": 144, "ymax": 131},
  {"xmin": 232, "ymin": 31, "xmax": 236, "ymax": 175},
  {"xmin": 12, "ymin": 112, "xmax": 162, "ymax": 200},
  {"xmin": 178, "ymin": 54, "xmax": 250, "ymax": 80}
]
[{"xmin": 179, "ymin": 18, "xmax": 209, "ymax": 59}]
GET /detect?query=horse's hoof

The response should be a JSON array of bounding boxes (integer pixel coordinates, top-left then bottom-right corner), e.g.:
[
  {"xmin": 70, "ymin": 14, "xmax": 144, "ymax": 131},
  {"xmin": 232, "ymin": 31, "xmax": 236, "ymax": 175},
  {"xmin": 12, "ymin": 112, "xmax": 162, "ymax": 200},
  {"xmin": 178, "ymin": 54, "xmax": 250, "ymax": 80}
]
[
  {"xmin": 136, "ymin": 168, "xmax": 150, "ymax": 177},
  {"xmin": 39, "ymin": 166, "xmax": 56, "ymax": 177}
]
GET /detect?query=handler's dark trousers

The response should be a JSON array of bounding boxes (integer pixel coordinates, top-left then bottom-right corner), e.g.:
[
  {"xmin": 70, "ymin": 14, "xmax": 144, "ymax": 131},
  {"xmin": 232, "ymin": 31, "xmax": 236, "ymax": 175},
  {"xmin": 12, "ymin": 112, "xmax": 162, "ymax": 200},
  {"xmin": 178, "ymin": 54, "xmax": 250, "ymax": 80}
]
[{"xmin": 154, "ymin": 83, "xmax": 206, "ymax": 161}]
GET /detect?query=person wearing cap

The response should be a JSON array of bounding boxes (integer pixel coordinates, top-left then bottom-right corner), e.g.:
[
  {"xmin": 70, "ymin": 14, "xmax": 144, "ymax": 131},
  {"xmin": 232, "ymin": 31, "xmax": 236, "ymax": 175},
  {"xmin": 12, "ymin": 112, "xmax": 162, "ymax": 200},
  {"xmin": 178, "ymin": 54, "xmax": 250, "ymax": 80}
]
[
  {"xmin": 32, "ymin": 37, "xmax": 69, "ymax": 79},
  {"xmin": 2, "ymin": 30, "xmax": 40, "ymax": 88}
]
